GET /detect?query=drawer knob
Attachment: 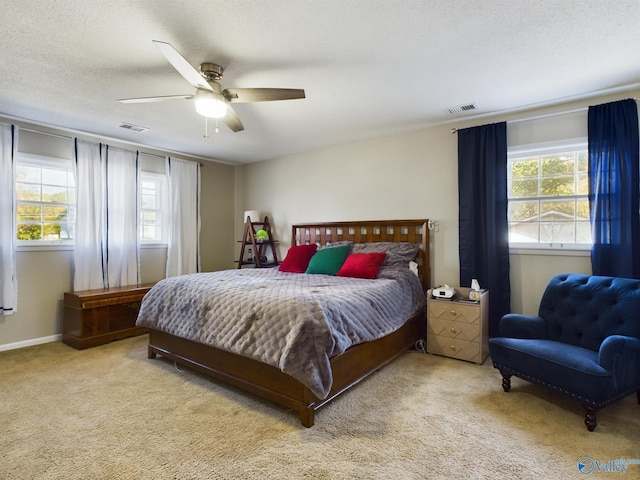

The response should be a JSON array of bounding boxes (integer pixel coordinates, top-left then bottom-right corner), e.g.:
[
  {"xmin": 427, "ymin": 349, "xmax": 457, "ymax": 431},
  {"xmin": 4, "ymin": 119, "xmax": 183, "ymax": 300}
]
[
  {"xmin": 449, "ymin": 327, "xmax": 457, "ymax": 334},
  {"xmin": 449, "ymin": 310, "xmax": 457, "ymax": 316},
  {"xmin": 449, "ymin": 345, "xmax": 456, "ymax": 351}
]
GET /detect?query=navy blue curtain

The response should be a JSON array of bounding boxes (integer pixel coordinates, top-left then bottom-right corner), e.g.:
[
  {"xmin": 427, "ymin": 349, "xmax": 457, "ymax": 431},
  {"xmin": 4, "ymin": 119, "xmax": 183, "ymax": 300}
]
[
  {"xmin": 588, "ymin": 99, "xmax": 640, "ymax": 278},
  {"xmin": 458, "ymin": 122, "xmax": 510, "ymax": 337}
]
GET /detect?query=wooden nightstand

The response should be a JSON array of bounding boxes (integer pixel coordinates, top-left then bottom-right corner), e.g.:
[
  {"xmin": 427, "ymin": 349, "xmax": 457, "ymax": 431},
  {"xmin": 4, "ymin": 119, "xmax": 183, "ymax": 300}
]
[{"xmin": 427, "ymin": 287, "xmax": 489, "ymax": 364}]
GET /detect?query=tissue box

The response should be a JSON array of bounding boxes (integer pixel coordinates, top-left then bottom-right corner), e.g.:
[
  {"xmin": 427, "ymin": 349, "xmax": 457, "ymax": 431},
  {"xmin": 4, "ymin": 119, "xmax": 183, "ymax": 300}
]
[{"xmin": 469, "ymin": 289, "xmax": 485, "ymax": 301}]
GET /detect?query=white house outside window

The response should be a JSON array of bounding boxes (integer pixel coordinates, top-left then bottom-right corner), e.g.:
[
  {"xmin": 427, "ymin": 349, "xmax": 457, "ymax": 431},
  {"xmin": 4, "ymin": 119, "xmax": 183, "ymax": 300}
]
[
  {"xmin": 507, "ymin": 139, "xmax": 591, "ymax": 249},
  {"xmin": 15, "ymin": 153, "xmax": 76, "ymax": 243}
]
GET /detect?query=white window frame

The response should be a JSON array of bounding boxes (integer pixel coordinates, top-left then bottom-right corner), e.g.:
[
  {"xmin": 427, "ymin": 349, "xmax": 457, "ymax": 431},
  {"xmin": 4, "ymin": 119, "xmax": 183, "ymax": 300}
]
[
  {"xmin": 507, "ymin": 138, "xmax": 591, "ymax": 253},
  {"xmin": 15, "ymin": 152, "xmax": 76, "ymax": 248},
  {"xmin": 139, "ymin": 171, "xmax": 168, "ymax": 245}
]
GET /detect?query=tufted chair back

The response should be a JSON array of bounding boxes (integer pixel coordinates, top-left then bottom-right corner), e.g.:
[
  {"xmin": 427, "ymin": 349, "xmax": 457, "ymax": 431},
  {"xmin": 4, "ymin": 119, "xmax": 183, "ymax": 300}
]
[{"xmin": 538, "ymin": 274, "xmax": 640, "ymax": 351}]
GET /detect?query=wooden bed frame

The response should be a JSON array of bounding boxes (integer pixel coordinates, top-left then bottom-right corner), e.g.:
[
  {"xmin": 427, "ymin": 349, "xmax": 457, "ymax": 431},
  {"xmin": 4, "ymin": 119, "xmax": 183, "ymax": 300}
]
[{"xmin": 146, "ymin": 219, "xmax": 430, "ymax": 427}]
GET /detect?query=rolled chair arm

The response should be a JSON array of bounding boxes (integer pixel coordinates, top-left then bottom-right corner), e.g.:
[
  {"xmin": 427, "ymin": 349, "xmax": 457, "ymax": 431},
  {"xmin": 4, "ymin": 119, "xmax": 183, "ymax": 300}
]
[
  {"xmin": 499, "ymin": 313, "xmax": 547, "ymax": 339},
  {"xmin": 598, "ymin": 335, "xmax": 640, "ymax": 372}
]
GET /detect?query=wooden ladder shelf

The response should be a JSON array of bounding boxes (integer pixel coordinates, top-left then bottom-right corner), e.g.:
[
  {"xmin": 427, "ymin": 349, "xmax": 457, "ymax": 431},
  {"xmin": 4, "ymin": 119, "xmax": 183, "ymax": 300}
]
[{"xmin": 237, "ymin": 215, "xmax": 279, "ymax": 268}]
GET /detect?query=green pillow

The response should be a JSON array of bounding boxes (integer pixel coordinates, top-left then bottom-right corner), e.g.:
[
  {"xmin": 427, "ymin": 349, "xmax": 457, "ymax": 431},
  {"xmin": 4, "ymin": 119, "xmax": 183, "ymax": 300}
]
[{"xmin": 305, "ymin": 244, "xmax": 352, "ymax": 275}]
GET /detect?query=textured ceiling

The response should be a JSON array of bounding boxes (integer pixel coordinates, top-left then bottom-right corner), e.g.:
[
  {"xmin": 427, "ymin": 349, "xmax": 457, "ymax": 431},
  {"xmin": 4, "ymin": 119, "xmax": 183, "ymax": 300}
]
[{"xmin": 0, "ymin": 0, "xmax": 638, "ymax": 164}]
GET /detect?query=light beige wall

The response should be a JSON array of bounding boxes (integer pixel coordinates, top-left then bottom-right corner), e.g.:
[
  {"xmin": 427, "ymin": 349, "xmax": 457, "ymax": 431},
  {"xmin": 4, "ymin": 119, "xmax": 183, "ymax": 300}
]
[
  {"xmin": 238, "ymin": 124, "xmax": 460, "ymax": 288},
  {"xmin": 238, "ymin": 89, "xmax": 639, "ymax": 317},
  {"xmin": 509, "ymin": 252, "xmax": 591, "ymax": 315},
  {"xmin": 8, "ymin": 249, "xmax": 74, "ymax": 342},
  {"xmin": 200, "ymin": 161, "xmax": 236, "ymax": 272},
  {"xmin": 0, "ymin": 123, "xmax": 236, "ymax": 350}
]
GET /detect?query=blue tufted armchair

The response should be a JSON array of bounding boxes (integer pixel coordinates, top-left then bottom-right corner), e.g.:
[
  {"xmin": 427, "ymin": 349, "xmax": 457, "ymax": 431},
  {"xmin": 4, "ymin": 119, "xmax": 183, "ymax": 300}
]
[{"xmin": 489, "ymin": 273, "xmax": 640, "ymax": 431}]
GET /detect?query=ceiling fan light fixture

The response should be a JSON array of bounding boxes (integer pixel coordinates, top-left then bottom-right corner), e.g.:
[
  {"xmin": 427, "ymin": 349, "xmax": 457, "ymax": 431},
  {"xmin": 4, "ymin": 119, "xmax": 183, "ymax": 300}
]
[
  {"xmin": 195, "ymin": 88, "xmax": 227, "ymax": 118},
  {"xmin": 119, "ymin": 42, "xmax": 304, "ymax": 133}
]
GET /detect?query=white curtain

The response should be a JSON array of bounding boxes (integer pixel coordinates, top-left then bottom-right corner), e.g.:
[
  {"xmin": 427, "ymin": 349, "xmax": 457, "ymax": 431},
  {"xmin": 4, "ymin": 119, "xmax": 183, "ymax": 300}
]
[
  {"xmin": 74, "ymin": 139, "xmax": 105, "ymax": 290},
  {"xmin": 0, "ymin": 124, "xmax": 17, "ymax": 315},
  {"xmin": 104, "ymin": 146, "xmax": 140, "ymax": 287},
  {"xmin": 166, "ymin": 157, "xmax": 200, "ymax": 277},
  {"xmin": 74, "ymin": 141, "xmax": 140, "ymax": 290}
]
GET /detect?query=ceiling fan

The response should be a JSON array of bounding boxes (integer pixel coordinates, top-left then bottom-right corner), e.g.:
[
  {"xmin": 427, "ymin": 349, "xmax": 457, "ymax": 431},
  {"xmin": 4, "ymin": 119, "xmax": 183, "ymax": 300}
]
[{"xmin": 118, "ymin": 40, "xmax": 306, "ymax": 133}]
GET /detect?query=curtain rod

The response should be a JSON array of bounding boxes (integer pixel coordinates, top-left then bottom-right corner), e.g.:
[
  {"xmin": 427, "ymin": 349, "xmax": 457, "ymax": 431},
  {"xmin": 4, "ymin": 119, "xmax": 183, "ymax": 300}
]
[
  {"xmin": 1, "ymin": 112, "xmax": 225, "ymax": 165},
  {"xmin": 450, "ymin": 97, "xmax": 639, "ymax": 134},
  {"xmin": 18, "ymin": 125, "xmax": 205, "ymax": 167}
]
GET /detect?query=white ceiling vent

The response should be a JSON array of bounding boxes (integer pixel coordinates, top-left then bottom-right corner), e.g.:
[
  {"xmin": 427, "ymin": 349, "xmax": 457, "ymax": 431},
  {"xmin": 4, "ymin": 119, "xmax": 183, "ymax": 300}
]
[
  {"xmin": 118, "ymin": 122, "xmax": 149, "ymax": 132},
  {"xmin": 446, "ymin": 103, "xmax": 479, "ymax": 115}
]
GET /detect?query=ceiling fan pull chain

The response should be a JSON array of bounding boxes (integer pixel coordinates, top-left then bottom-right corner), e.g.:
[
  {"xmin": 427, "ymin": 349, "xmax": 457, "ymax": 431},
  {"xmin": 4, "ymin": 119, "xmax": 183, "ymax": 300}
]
[{"xmin": 202, "ymin": 117, "xmax": 220, "ymax": 138}]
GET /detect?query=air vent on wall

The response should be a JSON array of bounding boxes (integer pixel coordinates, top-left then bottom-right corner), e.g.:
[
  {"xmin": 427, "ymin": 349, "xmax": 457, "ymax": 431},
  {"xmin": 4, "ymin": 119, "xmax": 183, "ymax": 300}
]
[
  {"xmin": 446, "ymin": 103, "xmax": 479, "ymax": 115},
  {"xmin": 118, "ymin": 122, "xmax": 149, "ymax": 132}
]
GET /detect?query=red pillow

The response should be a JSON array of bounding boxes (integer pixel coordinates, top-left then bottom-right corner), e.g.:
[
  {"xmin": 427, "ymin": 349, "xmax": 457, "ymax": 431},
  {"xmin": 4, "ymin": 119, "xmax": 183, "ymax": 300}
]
[
  {"xmin": 337, "ymin": 253, "xmax": 386, "ymax": 279},
  {"xmin": 279, "ymin": 244, "xmax": 318, "ymax": 273}
]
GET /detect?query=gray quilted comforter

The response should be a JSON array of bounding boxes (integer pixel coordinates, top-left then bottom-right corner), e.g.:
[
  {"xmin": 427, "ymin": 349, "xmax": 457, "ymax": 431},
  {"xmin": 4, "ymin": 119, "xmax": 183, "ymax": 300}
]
[{"xmin": 136, "ymin": 266, "xmax": 425, "ymax": 399}]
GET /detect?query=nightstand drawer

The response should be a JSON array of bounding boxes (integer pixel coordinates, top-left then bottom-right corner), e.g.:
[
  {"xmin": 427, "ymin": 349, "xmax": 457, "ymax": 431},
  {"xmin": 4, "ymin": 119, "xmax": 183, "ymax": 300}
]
[
  {"xmin": 427, "ymin": 335, "xmax": 483, "ymax": 363},
  {"xmin": 429, "ymin": 301, "xmax": 480, "ymax": 325},
  {"xmin": 428, "ymin": 316, "xmax": 481, "ymax": 342}
]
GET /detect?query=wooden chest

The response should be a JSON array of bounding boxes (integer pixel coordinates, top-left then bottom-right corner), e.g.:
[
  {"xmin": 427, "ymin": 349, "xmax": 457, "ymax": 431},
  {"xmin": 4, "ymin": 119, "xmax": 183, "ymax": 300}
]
[{"xmin": 63, "ymin": 283, "xmax": 155, "ymax": 349}]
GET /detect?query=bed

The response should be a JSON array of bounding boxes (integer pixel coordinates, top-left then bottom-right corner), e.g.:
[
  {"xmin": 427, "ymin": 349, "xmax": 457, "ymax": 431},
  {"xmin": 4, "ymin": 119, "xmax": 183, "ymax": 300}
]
[{"xmin": 137, "ymin": 219, "xmax": 430, "ymax": 427}]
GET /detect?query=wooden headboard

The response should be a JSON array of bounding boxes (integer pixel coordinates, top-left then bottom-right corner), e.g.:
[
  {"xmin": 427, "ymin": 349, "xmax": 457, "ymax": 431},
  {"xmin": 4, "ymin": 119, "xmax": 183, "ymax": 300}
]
[{"xmin": 291, "ymin": 219, "xmax": 430, "ymax": 290}]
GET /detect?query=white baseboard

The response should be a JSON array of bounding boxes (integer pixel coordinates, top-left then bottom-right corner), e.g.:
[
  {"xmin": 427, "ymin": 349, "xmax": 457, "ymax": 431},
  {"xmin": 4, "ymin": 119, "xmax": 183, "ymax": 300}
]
[{"xmin": 0, "ymin": 334, "xmax": 62, "ymax": 352}]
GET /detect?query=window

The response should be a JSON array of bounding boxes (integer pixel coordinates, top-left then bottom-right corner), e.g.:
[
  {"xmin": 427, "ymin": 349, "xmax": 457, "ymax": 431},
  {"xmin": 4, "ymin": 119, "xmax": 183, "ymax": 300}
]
[
  {"xmin": 508, "ymin": 139, "xmax": 591, "ymax": 249},
  {"xmin": 139, "ymin": 172, "xmax": 168, "ymax": 244},
  {"xmin": 16, "ymin": 153, "xmax": 76, "ymax": 243}
]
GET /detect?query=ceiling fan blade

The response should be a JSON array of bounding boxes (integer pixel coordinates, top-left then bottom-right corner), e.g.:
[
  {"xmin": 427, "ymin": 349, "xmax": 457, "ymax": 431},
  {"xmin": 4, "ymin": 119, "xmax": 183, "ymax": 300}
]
[
  {"xmin": 222, "ymin": 105, "xmax": 244, "ymax": 132},
  {"xmin": 118, "ymin": 94, "xmax": 194, "ymax": 103},
  {"xmin": 152, "ymin": 40, "xmax": 212, "ymax": 91},
  {"xmin": 223, "ymin": 88, "xmax": 305, "ymax": 103}
]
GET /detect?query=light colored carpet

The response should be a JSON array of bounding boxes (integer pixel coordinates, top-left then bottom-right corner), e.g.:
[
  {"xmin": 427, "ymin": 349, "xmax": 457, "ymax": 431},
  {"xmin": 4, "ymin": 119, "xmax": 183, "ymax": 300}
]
[{"xmin": 1, "ymin": 335, "xmax": 639, "ymax": 479}]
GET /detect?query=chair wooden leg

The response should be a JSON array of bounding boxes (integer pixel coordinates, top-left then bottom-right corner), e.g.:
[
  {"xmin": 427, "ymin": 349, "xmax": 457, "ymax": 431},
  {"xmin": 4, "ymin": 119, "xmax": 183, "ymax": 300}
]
[
  {"xmin": 583, "ymin": 406, "xmax": 598, "ymax": 432},
  {"xmin": 500, "ymin": 373, "xmax": 512, "ymax": 392}
]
